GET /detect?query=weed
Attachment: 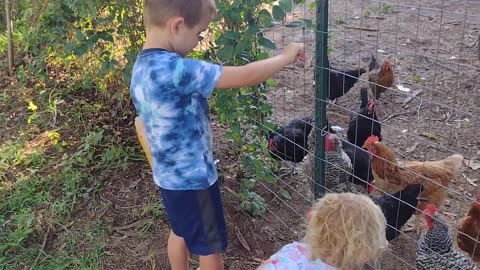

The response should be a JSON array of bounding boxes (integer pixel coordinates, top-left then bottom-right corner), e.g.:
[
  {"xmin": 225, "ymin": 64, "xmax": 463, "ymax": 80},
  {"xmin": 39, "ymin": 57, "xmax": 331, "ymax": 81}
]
[
  {"xmin": 381, "ymin": 3, "xmax": 393, "ymax": 14},
  {"xmin": 240, "ymin": 190, "xmax": 266, "ymax": 216},
  {"xmin": 141, "ymin": 202, "xmax": 165, "ymax": 219}
]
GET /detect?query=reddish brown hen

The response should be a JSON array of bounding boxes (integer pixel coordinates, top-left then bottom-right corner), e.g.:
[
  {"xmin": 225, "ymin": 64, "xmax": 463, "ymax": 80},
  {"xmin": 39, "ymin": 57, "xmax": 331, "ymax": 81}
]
[
  {"xmin": 368, "ymin": 56, "xmax": 394, "ymax": 99},
  {"xmin": 363, "ymin": 135, "xmax": 463, "ymax": 232},
  {"xmin": 457, "ymin": 198, "xmax": 480, "ymax": 262}
]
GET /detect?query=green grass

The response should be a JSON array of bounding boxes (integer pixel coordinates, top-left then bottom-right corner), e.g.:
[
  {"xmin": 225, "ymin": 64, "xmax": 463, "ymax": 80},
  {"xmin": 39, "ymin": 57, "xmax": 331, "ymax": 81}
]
[{"xmin": 0, "ymin": 87, "xmax": 140, "ymax": 269}]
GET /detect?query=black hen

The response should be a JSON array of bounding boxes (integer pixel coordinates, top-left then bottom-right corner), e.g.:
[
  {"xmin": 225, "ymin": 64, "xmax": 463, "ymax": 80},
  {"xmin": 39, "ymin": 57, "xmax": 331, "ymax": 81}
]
[
  {"xmin": 341, "ymin": 141, "xmax": 373, "ymax": 188},
  {"xmin": 347, "ymin": 87, "xmax": 382, "ymax": 147},
  {"xmin": 327, "ymin": 60, "xmax": 367, "ymax": 100},
  {"xmin": 315, "ymin": 124, "xmax": 373, "ymax": 188},
  {"xmin": 268, "ymin": 116, "xmax": 314, "ymax": 163},
  {"xmin": 371, "ymin": 184, "xmax": 424, "ymax": 241}
]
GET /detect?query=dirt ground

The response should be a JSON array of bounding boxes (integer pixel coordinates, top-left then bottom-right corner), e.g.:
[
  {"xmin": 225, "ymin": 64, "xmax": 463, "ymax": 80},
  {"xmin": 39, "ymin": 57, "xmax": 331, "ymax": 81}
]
[{"xmin": 83, "ymin": 0, "xmax": 480, "ymax": 269}]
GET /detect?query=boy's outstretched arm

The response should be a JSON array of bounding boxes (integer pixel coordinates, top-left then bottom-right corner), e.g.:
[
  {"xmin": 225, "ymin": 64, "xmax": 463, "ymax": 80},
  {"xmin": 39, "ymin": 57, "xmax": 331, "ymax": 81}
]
[{"xmin": 215, "ymin": 42, "xmax": 305, "ymax": 89}]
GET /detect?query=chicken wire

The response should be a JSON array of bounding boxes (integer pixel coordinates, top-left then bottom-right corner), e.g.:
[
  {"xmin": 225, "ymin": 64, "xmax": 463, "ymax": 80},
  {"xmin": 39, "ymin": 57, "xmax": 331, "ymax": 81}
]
[{"xmin": 239, "ymin": 0, "xmax": 480, "ymax": 269}]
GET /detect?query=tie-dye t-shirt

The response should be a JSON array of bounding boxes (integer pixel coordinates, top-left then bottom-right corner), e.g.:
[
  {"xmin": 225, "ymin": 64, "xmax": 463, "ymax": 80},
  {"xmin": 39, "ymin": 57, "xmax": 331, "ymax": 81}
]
[
  {"xmin": 130, "ymin": 48, "xmax": 223, "ymax": 190},
  {"xmin": 261, "ymin": 242, "xmax": 337, "ymax": 270}
]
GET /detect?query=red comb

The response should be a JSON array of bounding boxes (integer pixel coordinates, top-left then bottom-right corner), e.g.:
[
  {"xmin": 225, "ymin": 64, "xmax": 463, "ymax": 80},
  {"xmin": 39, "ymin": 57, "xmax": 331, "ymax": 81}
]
[
  {"xmin": 268, "ymin": 138, "xmax": 275, "ymax": 151},
  {"xmin": 364, "ymin": 136, "xmax": 379, "ymax": 146},
  {"xmin": 367, "ymin": 183, "xmax": 374, "ymax": 193},
  {"xmin": 424, "ymin": 204, "xmax": 437, "ymax": 215}
]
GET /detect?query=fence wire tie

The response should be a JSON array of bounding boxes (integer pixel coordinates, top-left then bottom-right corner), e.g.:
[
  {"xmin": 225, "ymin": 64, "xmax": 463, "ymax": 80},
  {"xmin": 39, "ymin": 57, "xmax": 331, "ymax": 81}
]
[{"xmin": 320, "ymin": 124, "xmax": 329, "ymax": 136}]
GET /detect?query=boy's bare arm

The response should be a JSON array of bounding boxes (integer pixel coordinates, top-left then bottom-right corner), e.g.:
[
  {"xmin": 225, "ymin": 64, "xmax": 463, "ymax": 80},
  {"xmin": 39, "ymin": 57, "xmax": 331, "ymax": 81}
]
[{"xmin": 215, "ymin": 42, "xmax": 304, "ymax": 89}]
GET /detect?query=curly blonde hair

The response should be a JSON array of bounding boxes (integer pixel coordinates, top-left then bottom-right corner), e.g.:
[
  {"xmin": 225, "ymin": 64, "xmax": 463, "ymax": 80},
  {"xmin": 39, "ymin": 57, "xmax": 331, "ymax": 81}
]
[{"xmin": 304, "ymin": 193, "xmax": 387, "ymax": 269}]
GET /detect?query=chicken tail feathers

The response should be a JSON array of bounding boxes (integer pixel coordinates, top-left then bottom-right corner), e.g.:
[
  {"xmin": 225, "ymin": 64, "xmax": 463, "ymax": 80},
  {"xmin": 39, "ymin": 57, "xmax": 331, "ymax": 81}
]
[
  {"xmin": 369, "ymin": 54, "xmax": 380, "ymax": 71},
  {"xmin": 443, "ymin": 154, "xmax": 464, "ymax": 174}
]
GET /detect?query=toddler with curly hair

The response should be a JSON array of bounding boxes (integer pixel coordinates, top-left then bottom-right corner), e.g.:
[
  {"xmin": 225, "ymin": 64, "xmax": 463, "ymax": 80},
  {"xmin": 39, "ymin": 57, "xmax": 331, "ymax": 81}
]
[{"xmin": 257, "ymin": 193, "xmax": 388, "ymax": 270}]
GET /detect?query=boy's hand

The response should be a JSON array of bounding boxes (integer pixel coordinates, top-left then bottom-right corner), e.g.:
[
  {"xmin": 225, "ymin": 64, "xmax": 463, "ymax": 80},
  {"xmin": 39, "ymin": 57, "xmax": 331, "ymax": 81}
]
[{"xmin": 284, "ymin": 42, "xmax": 305, "ymax": 65}]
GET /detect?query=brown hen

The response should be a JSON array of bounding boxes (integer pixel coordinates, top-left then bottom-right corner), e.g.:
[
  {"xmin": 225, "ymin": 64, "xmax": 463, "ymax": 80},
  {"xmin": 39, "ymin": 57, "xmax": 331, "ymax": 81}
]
[
  {"xmin": 368, "ymin": 56, "xmax": 394, "ymax": 99},
  {"xmin": 457, "ymin": 198, "xmax": 480, "ymax": 262},
  {"xmin": 363, "ymin": 135, "xmax": 463, "ymax": 232}
]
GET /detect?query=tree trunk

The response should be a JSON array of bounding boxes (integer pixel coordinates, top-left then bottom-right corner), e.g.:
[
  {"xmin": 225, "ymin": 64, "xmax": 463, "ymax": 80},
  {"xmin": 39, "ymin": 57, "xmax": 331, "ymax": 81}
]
[{"xmin": 5, "ymin": 0, "xmax": 14, "ymax": 76}]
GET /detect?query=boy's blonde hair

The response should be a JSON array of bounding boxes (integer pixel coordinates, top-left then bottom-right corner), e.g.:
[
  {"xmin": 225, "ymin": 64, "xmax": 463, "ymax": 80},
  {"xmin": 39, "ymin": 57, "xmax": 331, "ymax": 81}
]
[
  {"xmin": 144, "ymin": 0, "xmax": 217, "ymax": 29},
  {"xmin": 304, "ymin": 193, "xmax": 387, "ymax": 270}
]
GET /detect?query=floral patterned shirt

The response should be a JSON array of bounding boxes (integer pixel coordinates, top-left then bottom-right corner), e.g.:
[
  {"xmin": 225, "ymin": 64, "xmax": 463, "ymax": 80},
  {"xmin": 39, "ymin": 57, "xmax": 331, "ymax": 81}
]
[{"xmin": 261, "ymin": 242, "xmax": 337, "ymax": 270}]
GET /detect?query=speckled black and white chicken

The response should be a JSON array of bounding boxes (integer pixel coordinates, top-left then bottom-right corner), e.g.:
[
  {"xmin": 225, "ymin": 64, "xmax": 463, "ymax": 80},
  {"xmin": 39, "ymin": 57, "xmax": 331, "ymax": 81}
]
[
  {"xmin": 304, "ymin": 129, "xmax": 353, "ymax": 192},
  {"xmin": 416, "ymin": 204, "xmax": 478, "ymax": 270}
]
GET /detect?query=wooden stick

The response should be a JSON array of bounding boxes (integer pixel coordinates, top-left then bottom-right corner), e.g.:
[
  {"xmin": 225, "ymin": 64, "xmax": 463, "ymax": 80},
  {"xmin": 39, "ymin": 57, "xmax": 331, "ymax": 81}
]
[
  {"xmin": 5, "ymin": 0, "xmax": 14, "ymax": 76},
  {"xmin": 29, "ymin": 225, "xmax": 51, "ymax": 270},
  {"xmin": 345, "ymin": 26, "xmax": 379, "ymax": 32},
  {"xmin": 384, "ymin": 111, "xmax": 415, "ymax": 122}
]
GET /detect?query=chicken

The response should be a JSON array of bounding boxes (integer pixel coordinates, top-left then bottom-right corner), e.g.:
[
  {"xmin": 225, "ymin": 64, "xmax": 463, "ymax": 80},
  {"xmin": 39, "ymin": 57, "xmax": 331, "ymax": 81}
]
[
  {"xmin": 346, "ymin": 87, "xmax": 382, "ymax": 148},
  {"xmin": 416, "ymin": 204, "xmax": 478, "ymax": 270},
  {"xmin": 457, "ymin": 197, "xmax": 480, "ymax": 262},
  {"xmin": 342, "ymin": 140, "xmax": 373, "ymax": 188},
  {"xmin": 304, "ymin": 131, "xmax": 353, "ymax": 191},
  {"xmin": 368, "ymin": 55, "xmax": 394, "ymax": 99},
  {"xmin": 268, "ymin": 116, "xmax": 314, "ymax": 163},
  {"xmin": 306, "ymin": 120, "xmax": 372, "ymax": 189},
  {"xmin": 363, "ymin": 135, "xmax": 463, "ymax": 232},
  {"xmin": 327, "ymin": 60, "xmax": 366, "ymax": 100},
  {"xmin": 370, "ymin": 183, "xmax": 424, "ymax": 241}
]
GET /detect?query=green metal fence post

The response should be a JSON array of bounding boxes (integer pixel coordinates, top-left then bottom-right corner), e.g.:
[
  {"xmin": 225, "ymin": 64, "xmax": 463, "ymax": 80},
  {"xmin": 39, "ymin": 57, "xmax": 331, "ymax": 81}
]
[{"xmin": 314, "ymin": 0, "xmax": 328, "ymax": 199}]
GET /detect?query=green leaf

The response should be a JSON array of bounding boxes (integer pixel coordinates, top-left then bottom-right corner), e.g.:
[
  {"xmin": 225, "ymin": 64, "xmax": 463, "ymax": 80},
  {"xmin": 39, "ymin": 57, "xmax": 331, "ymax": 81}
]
[
  {"xmin": 242, "ymin": 178, "xmax": 256, "ymax": 189},
  {"xmin": 218, "ymin": 45, "xmax": 235, "ymax": 62},
  {"xmin": 272, "ymin": 5, "xmax": 286, "ymax": 21},
  {"xmin": 279, "ymin": 189, "xmax": 292, "ymax": 200},
  {"xmin": 262, "ymin": 174, "xmax": 277, "ymax": 184},
  {"xmin": 258, "ymin": 37, "xmax": 276, "ymax": 50},
  {"xmin": 302, "ymin": 19, "xmax": 314, "ymax": 29},
  {"xmin": 74, "ymin": 45, "xmax": 87, "ymax": 56},
  {"xmin": 74, "ymin": 29, "xmax": 84, "ymax": 41},
  {"xmin": 224, "ymin": 31, "xmax": 241, "ymax": 41},
  {"xmin": 258, "ymin": 9, "xmax": 272, "ymax": 28},
  {"xmin": 235, "ymin": 40, "xmax": 251, "ymax": 56},
  {"xmin": 246, "ymin": 23, "xmax": 261, "ymax": 36},
  {"xmin": 285, "ymin": 20, "xmax": 305, "ymax": 28},
  {"xmin": 309, "ymin": 2, "xmax": 317, "ymax": 11},
  {"xmin": 260, "ymin": 103, "xmax": 273, "ymax": 113},
  {"xmin": 279, "ymin": 0, "xmax": 293, "ymax": 13}
]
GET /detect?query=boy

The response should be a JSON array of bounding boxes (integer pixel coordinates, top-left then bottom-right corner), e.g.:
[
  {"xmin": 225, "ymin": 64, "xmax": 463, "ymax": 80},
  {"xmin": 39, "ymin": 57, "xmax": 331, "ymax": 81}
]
[{"xmin": 129, "ymin": 0, "xmax": 305, "ymax": 269}]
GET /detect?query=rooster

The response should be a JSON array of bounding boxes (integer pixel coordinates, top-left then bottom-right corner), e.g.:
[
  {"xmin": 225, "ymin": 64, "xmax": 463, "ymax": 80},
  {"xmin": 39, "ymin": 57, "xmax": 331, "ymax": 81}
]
[
  {"xmin": 363, "ymin": 135, "xmax": 463, "ymax": 232},
  {"xmin": 416, "ymin": 204, "xmax": 478, "ymax": 270},
  {"xmin": 368, "ymin": 55, "xmax": 394, "ymax": 99},
  {"xmin": 370, "ymin": 183, "xmax": 424, "ymax": 241},
  {"xmin": 347, "ymin": 87, "xmax": 382, "ymax": 148},
  {"xmin": 304, "ymin": 131, "xmax": 352, "ymax": 191},
  {"xmin": 457, "ymin": 197, "xmax": 480, "ymax": 262},
  {"xmin": 327, "ymin": 60, "xmax": 366, "ymax": 100}
]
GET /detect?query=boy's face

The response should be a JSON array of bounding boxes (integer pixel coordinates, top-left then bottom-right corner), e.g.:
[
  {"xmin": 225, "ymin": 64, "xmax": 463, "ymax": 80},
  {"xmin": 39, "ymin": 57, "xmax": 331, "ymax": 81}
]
[{"xmin": 172, "ymin": 17, "xmax": 211, "ymax": 57}]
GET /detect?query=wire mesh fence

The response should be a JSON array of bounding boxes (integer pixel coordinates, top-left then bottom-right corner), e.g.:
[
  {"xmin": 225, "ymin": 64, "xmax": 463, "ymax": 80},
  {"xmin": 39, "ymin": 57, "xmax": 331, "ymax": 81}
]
[{"xmin": 238, "ymin": 0, "xmax": 480, "ymax": 269}]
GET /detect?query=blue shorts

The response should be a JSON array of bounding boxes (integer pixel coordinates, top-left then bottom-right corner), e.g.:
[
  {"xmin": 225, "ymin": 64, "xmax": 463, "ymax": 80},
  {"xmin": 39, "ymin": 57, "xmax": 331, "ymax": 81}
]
[{"xmin": 160, "ymin": 181, "xmax": 227, "ymax": 256}]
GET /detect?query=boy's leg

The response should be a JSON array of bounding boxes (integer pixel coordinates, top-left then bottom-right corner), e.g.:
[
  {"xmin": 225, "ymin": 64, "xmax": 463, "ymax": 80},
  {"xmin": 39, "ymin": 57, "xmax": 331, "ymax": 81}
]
[
  {"xmin": 167, "ymin": 230, "xmax": 189, "ymax": 270},
  {"xmin": 199, "ymin": 253, "xmax": 224, "ymax": 270},
  {"xmin": 160, "ymin": 181, "xmax": 227, "ymax": 270}
]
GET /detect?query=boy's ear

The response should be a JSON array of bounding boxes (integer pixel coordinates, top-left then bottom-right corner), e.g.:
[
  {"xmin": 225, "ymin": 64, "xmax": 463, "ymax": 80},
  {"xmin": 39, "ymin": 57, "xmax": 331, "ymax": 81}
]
[{"xmin": 170, "ymin": 17, "xmax": 185, "ymax": 34}]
